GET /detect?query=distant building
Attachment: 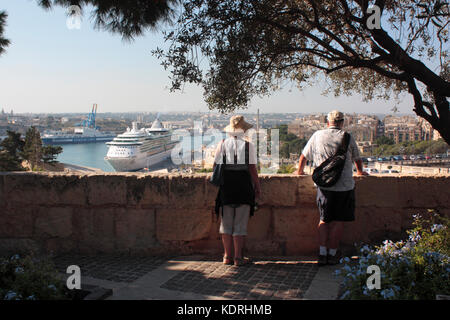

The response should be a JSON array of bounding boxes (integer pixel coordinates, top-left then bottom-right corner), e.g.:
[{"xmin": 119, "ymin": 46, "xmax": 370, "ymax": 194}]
[
  {"xmin": 288, "ymin": 114, "xmax": 327, "ymax": 140},
  {"xmin": 384, "ymin": 115, "xmax": 433, "ymax": 143},
  {"xmin": 288, "ymin": 113, "xmax": 381, "ymax": 142}
]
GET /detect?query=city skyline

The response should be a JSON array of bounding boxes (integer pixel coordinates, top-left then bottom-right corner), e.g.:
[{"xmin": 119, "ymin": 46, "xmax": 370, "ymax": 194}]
[{"xmin": 1, "ymin": 1, "xmax": 416, "ymax": 115}]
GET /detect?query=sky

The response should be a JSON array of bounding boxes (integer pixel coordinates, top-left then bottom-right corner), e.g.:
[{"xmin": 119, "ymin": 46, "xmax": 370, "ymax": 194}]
[{"xmin": 0, "ymin": 0, "xmax": 417, "ymax": 115}]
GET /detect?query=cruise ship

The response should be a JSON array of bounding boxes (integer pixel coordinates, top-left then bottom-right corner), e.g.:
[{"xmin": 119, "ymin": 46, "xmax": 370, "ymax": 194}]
[
  {"xmin": 41, "ymin": 104, "xmax": 116, "ymax": 145},
  {"xmin": 104, "ymin": 119, "xmax": 179, "ymax": 172}
]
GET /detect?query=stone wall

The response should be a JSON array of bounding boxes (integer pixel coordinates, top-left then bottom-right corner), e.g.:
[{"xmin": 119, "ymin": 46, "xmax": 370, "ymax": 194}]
[{"xmin": 0, "ymin": 172, "xmax": 449, "ymax": 256}]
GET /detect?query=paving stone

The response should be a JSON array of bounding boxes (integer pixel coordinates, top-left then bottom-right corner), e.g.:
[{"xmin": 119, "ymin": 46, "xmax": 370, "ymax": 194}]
[
  {"xmin": 160, "ymin": 256, "xmax": 318, "ymax": 300},
  {"xmin": 53, "ymin": 254, "xmax": 172, "ymax": 283}
]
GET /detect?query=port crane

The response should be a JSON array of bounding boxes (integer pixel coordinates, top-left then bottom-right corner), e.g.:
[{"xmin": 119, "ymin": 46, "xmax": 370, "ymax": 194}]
[{"xmin": 76, "ymin": 104, "xmax": 98, "ymax": 129}]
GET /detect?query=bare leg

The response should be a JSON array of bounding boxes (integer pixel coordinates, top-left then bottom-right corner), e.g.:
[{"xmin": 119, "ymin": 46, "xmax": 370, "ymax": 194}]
[
  {"xmin": 233, "ymin": 235, "xmax": 245, "ymax": 259},
  {"xmin": 328, "ymin": 221, "xmax": 344, "ymax": 250},
  {"xmin": 318, "ymin": 221, "xmax": 328, "ymax": 248},
  {"xmin": 222, "ymin": 234, "xmax": 233, "ymax": 259}
]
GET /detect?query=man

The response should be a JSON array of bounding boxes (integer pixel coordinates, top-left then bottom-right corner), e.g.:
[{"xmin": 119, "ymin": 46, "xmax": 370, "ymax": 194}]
[{"xmin": 296, "ymin": 110, "xmax": 368, "ymax": 266}]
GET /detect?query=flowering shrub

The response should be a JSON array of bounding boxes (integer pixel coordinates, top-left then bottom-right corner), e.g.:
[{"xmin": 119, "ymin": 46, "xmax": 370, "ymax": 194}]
[
  {"xmin": 0, "ymin": 253, "xmax": 68, "ymax": 300},
  {"xmin": 337, "ymin": 211, "xmax": 450, "ymax": 300}
]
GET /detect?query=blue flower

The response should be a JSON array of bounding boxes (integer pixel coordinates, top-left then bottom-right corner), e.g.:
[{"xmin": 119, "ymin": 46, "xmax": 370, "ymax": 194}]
[
  {"xmin": 340, "ymin": 290, "xmax": 350, "ymax": 299},
  {"xmin": 343, "ymin": 265, "xmax": 352, "ymax": 272},
  {"xmin": 431, "ymin": 224, "xmax": 444, "ymax": 233},
  {"xmin": 4, "ymin": 291, "xmax": 17, "ymax": 300},
  {"xmin": 15, "ymin": 267, "xmax": 24, "ymax": 274},
  {"xmin": 26, "ymin": 295, "xmax": 36, "ymax": 300},
  {"xmin": 10, "ymin": 254, "xmax": 20, "ymax": 261},
  {"xmin": 48, "ymin": 284, "xmax": 57, "ymax": 291},
  {"xmin": 380, "ymin": 288, "xmax": 395, "ymax": 299}
]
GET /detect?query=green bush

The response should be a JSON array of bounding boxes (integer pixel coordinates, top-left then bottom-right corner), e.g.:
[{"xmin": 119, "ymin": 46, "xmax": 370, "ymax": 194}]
[
  {"xmin": 336, "ymin": 210, "xmax": 450, "ymax": 300},
  {"xmin": 277, "ymin": 164, "xmax": 296, "ymax": 174},
  {"xmin": 0, "ymin": 253, "xmax": 69, "ymax": 300}
]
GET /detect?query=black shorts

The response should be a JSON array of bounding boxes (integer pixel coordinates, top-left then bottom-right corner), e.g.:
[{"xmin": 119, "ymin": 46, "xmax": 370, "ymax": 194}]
[{"xmin": 316, "ymin": 188, "xmax": 355, "ymax": 223}]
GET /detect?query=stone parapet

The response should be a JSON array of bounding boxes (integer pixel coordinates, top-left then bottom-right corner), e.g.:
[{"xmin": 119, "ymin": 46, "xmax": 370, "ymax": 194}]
[{"xmin": 0, "ymin": 172, "xmax": 449, "ymax": 256}]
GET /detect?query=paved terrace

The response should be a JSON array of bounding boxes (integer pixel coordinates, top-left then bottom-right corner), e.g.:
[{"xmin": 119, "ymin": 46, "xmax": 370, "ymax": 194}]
[
  {"xmin": 53, "ymin": 254, "xmax": 340, "ymax": 300},
  {"xmin": 1, "ymin": 172, "xmax": 449, "ymax": 299}
]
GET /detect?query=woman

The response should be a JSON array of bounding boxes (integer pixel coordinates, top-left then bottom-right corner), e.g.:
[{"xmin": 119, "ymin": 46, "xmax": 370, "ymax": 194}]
[{"xmin": 213, "ymin": 115, "xmax": 261, "ymax": 266}]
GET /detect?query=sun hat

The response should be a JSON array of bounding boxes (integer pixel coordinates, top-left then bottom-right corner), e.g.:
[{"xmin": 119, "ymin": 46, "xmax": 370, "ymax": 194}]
[
  {"xmin": 224, "ymin": 115, "xmax": 253, "ymax": 133},
  {"xmin": 327, "ymin": 110, "xmax": 344, "ymax": 123}
]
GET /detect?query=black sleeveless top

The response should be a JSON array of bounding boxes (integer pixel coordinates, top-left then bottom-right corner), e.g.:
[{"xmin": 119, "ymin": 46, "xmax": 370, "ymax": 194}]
[{"xmin": 214, "ymin": 140, "xmax": 256, "ymax": 217}]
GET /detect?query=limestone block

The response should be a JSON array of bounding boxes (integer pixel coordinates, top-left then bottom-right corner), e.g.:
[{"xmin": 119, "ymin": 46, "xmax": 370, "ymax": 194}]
[
  {"xmin": 168, "ymin": 174, "xmax": 206, "ymax": 208},
  {"xmin": 258, "ymin": 175, "xmax": 298, "ymax": 206},
  {"xmin": 44, "ymin": 238, "xmax": 76, "ymax": 254},
  {"xmin": 71, "ymin": 208, "xmax": 94, "ymax": 242},
  {"xmin": 92, "ymin": 208, "xmax": 115, "ymax": 239},
  {"xmin": 53, "ymin": 174, "xmax": 88, "ymax": 206},
  {"xmin": 354, "ymin": 207, "xmax": 403, "ymax": 244},
  {"xmin": 285, "ymin": 235, "xmax": 318, "ymax": 256},
  {"xmin": 297, "ymin": 176, "xmax": 317, "ymax": 205},
  {"xmin": 72, "ymin": 207, "xmax": 116, "ymax": 252},
  {"xmin": 0, "ymin": 205, "xmax": 34, "ymax": 237},
  {"xmin": 355, "ymin": 176, "xmax": 401, "ymax": 208},
  {"xmin": 187, "ymin": 239, "xmax": 222, "ymax": 255},
  {"xmin": 273, "ymin": 207, "xmax": 319, "ymax": 240},
  {"xmin": 86, "ymin": 174, "xmax": 127, "ymax": 206},
  {"xmin": 3, "ymin": 173, "xmax": 55, "ymax": 205},
  {"xmin": 0, "ymin": 239, "xmax": 42, "ymax": 255},
  {"xmin": 156, "ymin": 208, "xmax": 212, "ymax": 241},
  {"xmin": 131, "ymin": 174, "xmax": 169, "ymax": 207},
  {"xmin": 114, "ymin": 208, "xmax": 156, "ymax": 250},
  {"xmin": 205, "ymin": 176, "xmax": 219, "ymax": 209},
  {"xmin": 247, "ymin": 207, "xmax": 272, "ymax": 241},
  {"xmin": 246, "ymin": 240, "xmax": 283, "ymax": 255},
  {"xmin": 397, "ymin": 176, "xmax": 450, "ymax": 208},
  {"xmin": 0, "ymin": 174, "xmax": 4, "ymax": 207},
  {"xmin": 35, "ymin": 207, "xmax": 73, "ymax": 238}
]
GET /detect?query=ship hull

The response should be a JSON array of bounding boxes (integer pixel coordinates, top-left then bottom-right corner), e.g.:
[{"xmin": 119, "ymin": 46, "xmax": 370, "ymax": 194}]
[
  {"xmin": 104, "ymin": 149, "xmax": 174, "ymax": 172},
  {"xmin": 42, "ymin": 136, "xmax": 116, "ymax": 145}
]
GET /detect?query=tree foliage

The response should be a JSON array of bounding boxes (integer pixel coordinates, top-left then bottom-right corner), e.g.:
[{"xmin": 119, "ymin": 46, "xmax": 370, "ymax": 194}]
[
  {"xmin": 373, "ymin": 138, "xmax": 449, "ymax": 155},
  {"xmin": 37, "ymin": 0, "xmax": 179, "ymax": 40},
  {"xmin": 0, "ymin": 131, "xmax": 25, "ymax": 171},
  {"xmin": 22, "ymin": 126, "xmax": 44, "ymax": 170},
  {"xmin": 42, "ymin": 145, "xmax": 63, "ymax": 164},
  {"xmin": 0, "ymin": 128, "xmax": 62, "ymax": 171},
  {"xmin": 0, "ymin": 11, "xmax": 10, "ymax": 56},
  {"xmin": 153, "ymin": 0, "xmax": 450, "ymax": 143},
  {"xmin": 276, "ymin": 124, "xmax": 307, "ymax": 158},
  {"xmin": 0, "ymin": 0, "xmax": 178, "ymax": 54}
]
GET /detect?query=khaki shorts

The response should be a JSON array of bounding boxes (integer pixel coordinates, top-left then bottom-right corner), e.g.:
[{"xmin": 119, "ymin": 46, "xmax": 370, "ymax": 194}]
[{"xmin": 219, "ymin": 205, "xmax": 250, "ymax": 236}]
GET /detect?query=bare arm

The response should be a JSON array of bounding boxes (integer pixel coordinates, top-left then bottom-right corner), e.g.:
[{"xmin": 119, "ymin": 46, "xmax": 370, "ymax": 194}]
[
  {"xmin": 354, "ymin": 158, "xmax": 368, "ymax": 176},
  {"xmin": 296, "ymin": 154, "xmax": 308, "ymax": 175}
]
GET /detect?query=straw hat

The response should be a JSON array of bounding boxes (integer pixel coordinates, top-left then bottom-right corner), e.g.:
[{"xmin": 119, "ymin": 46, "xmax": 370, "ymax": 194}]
[{"xmin": 224, "ymin": 115, "xmax": 253, "ymax": 133}]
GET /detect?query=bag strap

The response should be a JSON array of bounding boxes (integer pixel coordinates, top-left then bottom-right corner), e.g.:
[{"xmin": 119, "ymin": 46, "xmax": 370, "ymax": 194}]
[
  {"xmin": 338, "ymin": 132, "xmax": 351, "ymax": 154},
  {"xmin": 221, "ymin": 139, "xmax": 226, "ymax": 165},
  {"xmin": 245, "ymin": 141, "xmax": 249, "ymax": 165}
]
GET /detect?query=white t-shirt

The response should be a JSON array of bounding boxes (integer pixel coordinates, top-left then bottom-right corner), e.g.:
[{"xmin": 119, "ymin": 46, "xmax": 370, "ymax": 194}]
[
  {"xmin": 302, "ymin": 127, "xmax": 360, "ymax": 191},
  {"xmin": 214, "ymin": 135, "xmax": 257, "ymax": 166}
]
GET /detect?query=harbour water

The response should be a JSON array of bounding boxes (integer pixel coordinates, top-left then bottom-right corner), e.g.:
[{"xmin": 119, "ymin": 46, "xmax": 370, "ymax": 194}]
[{"xmin": 56, "ymin": 134, "xmax": 224, "ymax": 172}]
